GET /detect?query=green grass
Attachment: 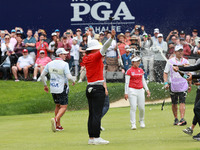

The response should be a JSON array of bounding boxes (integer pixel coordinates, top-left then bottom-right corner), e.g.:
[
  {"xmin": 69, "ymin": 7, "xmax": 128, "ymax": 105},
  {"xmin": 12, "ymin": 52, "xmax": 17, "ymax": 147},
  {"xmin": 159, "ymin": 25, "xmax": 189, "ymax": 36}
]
[
  {"xmin": 0, "ymin": 81, "xmax": 197, "ymax": 115},
  {"xmin": 0, "ymin": 104, "xmax": 199, "ymax": 150}
]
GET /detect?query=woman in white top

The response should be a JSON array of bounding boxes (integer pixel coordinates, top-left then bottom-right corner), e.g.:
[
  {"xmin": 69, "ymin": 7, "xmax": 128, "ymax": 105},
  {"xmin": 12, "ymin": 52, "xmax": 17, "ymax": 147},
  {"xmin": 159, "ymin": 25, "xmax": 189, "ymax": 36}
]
[{"xmin": 1, "ymin": 35, "xmax": 14, "ymax": 56}]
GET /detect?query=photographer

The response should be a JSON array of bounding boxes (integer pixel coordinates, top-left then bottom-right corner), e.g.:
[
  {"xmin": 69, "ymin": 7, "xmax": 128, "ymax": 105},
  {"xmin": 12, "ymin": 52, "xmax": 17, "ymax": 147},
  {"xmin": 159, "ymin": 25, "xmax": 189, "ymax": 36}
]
[
  {"xmin": 36, "ymin": 34, "xmax": 49, "ymax": 58},
  {"xmin": 130, "ymin": 25, "xmax": 146, "ymax": 40},
  {"xmin": 166, "ymin": 29, "xmax": 179, "ymax": 43}
]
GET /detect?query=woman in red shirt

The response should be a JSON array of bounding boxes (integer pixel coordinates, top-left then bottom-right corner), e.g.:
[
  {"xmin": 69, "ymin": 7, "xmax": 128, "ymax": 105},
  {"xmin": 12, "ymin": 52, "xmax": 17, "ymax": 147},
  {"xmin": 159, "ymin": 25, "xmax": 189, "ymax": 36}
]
[
  {"xmin": 83, "ymin": 29, "xmax": 116, "ymax": 145},
  {"xmin": 125, "ymin": 56, "xmax": 150, "ymax": 130}
]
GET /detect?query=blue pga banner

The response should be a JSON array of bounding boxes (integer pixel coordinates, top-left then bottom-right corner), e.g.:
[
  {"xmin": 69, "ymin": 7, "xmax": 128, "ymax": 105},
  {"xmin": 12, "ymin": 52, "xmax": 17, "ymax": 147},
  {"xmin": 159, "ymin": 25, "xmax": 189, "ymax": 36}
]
[
  {"xmin": 0, "ymin": 0, "xmax": 199, "ymax": 36},
  {"xmin": 70, "ymin": 0, "xmax": 135, "ymax": 33}
]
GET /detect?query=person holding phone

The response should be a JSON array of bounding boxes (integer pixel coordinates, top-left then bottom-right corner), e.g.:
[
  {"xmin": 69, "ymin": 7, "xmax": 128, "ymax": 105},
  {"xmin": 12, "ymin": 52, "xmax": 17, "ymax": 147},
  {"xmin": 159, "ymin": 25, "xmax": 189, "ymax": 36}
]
[{"xmin": 36, "ymin": 34, "xmax": 49, "ymax": 58}]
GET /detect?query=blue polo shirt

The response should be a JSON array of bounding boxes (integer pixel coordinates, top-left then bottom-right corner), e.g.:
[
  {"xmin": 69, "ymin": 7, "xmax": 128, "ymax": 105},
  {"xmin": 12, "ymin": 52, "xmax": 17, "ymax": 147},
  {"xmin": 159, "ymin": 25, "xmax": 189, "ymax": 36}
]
[{"xmin": 24, "ymin": 37, "xmax": 36, "ymax": 53}]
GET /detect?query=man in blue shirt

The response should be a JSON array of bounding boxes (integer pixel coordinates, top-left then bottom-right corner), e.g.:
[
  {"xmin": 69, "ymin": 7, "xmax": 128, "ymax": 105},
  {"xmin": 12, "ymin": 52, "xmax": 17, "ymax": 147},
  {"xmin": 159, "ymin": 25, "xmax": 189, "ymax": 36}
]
[
  {"xmin": 24, "ymin": 29, "xmax": 36, "ymax": 60},
  {"xmin": 122, "ymin": 46, "xmax": 132, "ymax": 72}
]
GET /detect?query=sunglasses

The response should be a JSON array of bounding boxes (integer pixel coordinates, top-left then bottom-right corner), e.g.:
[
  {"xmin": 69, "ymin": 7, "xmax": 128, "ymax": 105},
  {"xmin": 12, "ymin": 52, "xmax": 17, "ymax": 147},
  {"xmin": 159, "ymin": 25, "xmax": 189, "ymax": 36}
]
[{"xmin": 40, "ymin": 53, "xmax": 45, "ymax": 54}]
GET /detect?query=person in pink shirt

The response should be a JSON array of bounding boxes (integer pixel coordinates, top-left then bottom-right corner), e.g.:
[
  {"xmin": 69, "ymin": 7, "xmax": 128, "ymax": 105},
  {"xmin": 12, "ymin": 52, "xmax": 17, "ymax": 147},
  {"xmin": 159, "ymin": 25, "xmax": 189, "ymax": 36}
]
[
  {"xmin": 124, "ymin": 56, "xmax": 150, "ymax": 130},
  {"xmin": 117, "ymin": 33, "xmax": 126, "ymax": 56},
  {"xmin": 33, "ymin": 50, "xmax": 51, "ymax": 81}
]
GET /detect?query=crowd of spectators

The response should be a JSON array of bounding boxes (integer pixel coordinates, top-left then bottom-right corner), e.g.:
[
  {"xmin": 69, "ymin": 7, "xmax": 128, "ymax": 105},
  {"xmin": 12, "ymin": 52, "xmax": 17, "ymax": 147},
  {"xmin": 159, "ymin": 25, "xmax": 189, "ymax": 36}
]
[{"xmin": 0, "ymin": 25, "xmax": 199, "ymax": 82}]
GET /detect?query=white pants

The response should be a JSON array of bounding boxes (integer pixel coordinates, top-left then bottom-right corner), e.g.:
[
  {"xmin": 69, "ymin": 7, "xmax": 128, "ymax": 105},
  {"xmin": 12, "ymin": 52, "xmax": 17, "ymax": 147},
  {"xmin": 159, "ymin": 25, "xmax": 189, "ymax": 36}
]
[{"xmin": 128, "ymin": 88, "xmax": 145, "ymax": 125}]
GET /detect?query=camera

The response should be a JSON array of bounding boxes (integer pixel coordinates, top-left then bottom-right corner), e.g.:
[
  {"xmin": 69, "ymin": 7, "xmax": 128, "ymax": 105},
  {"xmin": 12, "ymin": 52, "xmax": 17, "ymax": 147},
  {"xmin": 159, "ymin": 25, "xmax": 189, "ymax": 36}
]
[{"xmin": 172, "ymin": 32, "xmax": 177, "ymax": 35}]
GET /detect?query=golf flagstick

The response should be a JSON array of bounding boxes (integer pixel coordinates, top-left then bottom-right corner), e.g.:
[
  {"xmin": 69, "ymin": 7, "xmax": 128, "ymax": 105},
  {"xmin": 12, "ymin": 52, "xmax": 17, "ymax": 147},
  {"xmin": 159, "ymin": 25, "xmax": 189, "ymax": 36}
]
[{"xmin": 109, "ymin": 17, "xmax": 124, "ymax": 68}]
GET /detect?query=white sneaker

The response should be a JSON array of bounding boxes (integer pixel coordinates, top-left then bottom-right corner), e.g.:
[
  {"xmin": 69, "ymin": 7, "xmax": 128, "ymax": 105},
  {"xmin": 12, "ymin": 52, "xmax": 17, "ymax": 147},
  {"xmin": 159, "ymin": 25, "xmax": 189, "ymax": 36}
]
[
  {"xmin": 51, "ymin": 118, "xmax": 57, "ymax": 132},
  {"xmin": 78, "ymin": 79, "xmax": 82, "ymax": 83},
  {"xmin": 131, "ymin": 124, "xmax": 137, "ymax": 130},
  {"xmin": 140, "ymin": 121, "xmax": 145, "ymax": 128},
  {"xmin": 93, "ymin": 137, "xmax": 109, "ymax": 145},
  {"xmin": 37, "ymin": 77, "xmax": 41, "ymax": 82},
  {"xmin": 88, "ymin": 139, "xmax": 94, "ymax": 145}
]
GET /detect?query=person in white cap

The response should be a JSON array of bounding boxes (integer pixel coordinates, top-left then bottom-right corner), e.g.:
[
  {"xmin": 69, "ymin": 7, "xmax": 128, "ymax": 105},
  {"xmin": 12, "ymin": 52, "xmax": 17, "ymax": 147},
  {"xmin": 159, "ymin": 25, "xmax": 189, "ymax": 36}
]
[
  {"xmin": 40, "ymin": 48, "xmax": 76, "ymax": 132},
  {"xmin": 124, "ymin": 56, "xmax": 150, "ymax": 130},
  {"xmin": 121, "ymin": 45, "xmax": 133, "ymax": 72},
  {"xmin": 163, "ymin": 45, "xmax": 191, "ymax": 125},
  {"xmin": 83, "ymin": 29, "xmax": 116, "ymax": 145},
  {"xmin": 151, "ymin": 33, "xmax": 168, "ymax": 82},
  {"xmin": 151, "ymin": 28, "xmax": 159, "ymax": 44}
]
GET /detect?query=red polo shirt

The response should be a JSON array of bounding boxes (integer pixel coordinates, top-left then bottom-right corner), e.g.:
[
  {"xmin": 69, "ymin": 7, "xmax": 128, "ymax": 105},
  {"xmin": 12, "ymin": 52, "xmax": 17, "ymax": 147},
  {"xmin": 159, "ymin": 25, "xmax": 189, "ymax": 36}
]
[
  {"xmin": 126, "ymin": 66, "xmax": 144, "ymax": 89},
  {"xmin": 83, "ymin": 51, "xmax": 104, "ymax": 83}
]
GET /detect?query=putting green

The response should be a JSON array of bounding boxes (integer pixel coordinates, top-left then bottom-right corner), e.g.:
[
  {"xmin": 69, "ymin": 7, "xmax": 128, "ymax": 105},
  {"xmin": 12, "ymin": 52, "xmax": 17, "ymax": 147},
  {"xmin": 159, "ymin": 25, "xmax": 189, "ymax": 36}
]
[{"xmin": 0, "ymin": 104, "xmax": 199, "ymax": 150}]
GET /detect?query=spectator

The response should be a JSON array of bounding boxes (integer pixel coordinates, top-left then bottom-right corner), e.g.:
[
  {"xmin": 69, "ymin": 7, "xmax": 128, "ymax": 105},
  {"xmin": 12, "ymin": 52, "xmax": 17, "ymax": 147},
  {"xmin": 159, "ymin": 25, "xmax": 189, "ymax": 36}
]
[
  {"xmin": 117, "ymin": 33, "xmax": 126, "ymax": 56},
  {"xmin": 64, "ymin": 29, "xmax": 73, "ymax": 47},
  {"xmin": 49, "ymin": 32, "xmax": 58, "ymax": 60},
  {"xmin": 0, "ymin": 51, "xmax": 11, "ymax": 80},
  {"xmin": 105, "ymin": 32, "xmax": 118, "ymax": 72},
  {"xmin": 129, "ymin": 35, "xmax": 141, "ymax": 56},
  {"xmin": 180, "ymin": 30, "xmax": 186, "ymax": 39},
  {"xmin": 166, "ymin": 41, "xmax": 175, "ymax": 59},
  {"xmin": 76, "ymin": 28, "xmax": 82, "ymax": 45},
  {"xmin": 166, "ymin": 29, "xmax": 179, "ymax": 43},
  {"xmin": 185, "ymin": 35, "xmax": 194, "ymax": 49},
  {"xmin": 24, "ymin": 29, "xmax": 37, "ymax": 61},
  {"xmin": 10, "ymin": 36, "xmax": 26, "ymax": 66},
  {"xmin": 36, "ymin": 34, "xmax": 49, "ymax": 58},
  {"xmin": 14, "ymin": 36, "xmax": 25, "ymax": 56},
  {"xmin": 33, "ymin": 50, "xmax": 51, "ymax": 81},
  {"xmin": 12, "ymin": 49, "xmax": 34, "ymax": 81},
  {"xmin": 0, "ymin": 38, "xmax": 13, "ymax": 80},
  {"xmin": 193, "ymin": 39, "xmax": 200, "ymax": 55},
  {"xmin": 191, "ymin": 29, "xmax": 200, "ymax": 46},
  {"xmin": 55, "ymin": 29, "xmax": 61, "ymax": 41},
  {"xmin": 15, "ymin": 27, "xmax": 25, "ymax": 39},
  {"xmin": 1, "ymin": 35, "xmax": 14, "ymax": 57},
  {"xmin": 151, "ymin": 28, "xmax": 159, "ymax": 44},
  {"xmin": 0, "ymin": 30, "xmax": 5, "ymax": 44},
  {"xmin": 71, "ymin": 38, "xmax": 80, "ymax": 79},
  {"xmin": 99, "ymin": 32, "xmax": 106, "ymax": 44},
  {"xmin": 124, "ymin": 30, "xmax": 131, "ymax": 45},
  {"xmin": 10, "ymin": 29, "xmax": 17, "ymax": 47},
  {"xmin": 78, "ymin": 34, "xmax": 87, "ymax": 82},
  {"xmin": 151, "ymin": 33, "xmax": 168, "ymax": 82},
  {"xmin": 141, "ymin": 33, "xmax": 154, "ymax": 81},
  {"xmin": 58, "ymin": 35, "xmax": 72, "ymax": 66},
  {"xmin": 179, "ymin": 38, "xmax": 191, "ymax": 59},
  {"xmin": 130, "ymin": 25, "xmax": 146, "ymax": 39},
  {"xmin": 121, "ymin": 45, "xmax": 132, "ymax": 72},
  {"xmin": 171, "ymin": 35, "xmax": 179, "ymax": 46}
]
